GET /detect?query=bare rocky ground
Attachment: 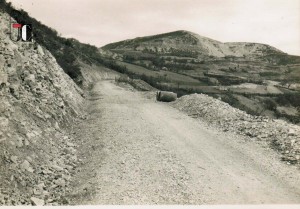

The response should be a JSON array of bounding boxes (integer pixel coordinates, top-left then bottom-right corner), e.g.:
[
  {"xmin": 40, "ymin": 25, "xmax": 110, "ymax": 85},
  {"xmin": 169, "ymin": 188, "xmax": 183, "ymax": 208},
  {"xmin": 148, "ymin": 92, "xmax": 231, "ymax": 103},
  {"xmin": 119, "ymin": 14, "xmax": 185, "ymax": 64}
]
[
  {"xmin": 67, "ymin": 78, "xmax": 300, "ymax": 204},
  {"xmin": 0, "ymin": 12, "xmax": 84, "ymax": 205},
  {"xmin": 171, "ymin": 94, "xmax": 300, "ymax": 165}
]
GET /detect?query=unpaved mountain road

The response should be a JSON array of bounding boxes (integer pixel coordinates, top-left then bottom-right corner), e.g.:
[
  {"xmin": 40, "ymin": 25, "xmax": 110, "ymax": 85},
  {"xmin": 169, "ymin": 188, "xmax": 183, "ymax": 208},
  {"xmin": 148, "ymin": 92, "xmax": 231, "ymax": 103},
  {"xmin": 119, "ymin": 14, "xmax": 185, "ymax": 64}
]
[{"xmin": 69, "ymin": 80, "xmax": 300, "ymax": 204}]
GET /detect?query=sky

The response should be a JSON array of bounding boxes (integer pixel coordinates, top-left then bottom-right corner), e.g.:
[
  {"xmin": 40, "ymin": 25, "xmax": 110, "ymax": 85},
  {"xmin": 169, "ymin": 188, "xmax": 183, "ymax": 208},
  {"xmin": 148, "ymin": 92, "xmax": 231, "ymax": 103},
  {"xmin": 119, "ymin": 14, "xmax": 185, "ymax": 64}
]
[{"xmin": 7, "ymin": 0, "xmax": 300, "ymax": 55}]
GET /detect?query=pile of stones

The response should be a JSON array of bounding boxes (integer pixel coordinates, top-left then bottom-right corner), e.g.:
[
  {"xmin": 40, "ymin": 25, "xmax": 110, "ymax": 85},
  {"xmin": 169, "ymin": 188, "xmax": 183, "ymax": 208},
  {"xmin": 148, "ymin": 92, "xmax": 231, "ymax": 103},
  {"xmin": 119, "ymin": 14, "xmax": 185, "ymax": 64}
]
[{"xmin": 172, "ymin": 93, "xmax": 300, "ymax": 165}]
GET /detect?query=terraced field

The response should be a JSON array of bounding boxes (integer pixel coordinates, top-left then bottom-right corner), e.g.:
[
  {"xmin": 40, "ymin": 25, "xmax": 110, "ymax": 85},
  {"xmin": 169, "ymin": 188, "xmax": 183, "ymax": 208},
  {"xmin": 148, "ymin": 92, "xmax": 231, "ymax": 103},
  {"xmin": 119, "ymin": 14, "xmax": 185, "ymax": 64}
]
[{"xmin": 116, "ymin": 61, "xmax": 204, "ymax": 86}]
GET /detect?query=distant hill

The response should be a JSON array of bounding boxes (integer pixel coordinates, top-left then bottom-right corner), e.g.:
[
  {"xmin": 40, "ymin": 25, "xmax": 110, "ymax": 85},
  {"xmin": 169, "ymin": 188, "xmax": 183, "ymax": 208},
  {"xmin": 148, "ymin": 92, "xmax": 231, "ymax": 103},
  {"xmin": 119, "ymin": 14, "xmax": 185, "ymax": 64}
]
[
  {"xmin": 102, "ymin": 30, "xmax": 286, "ymax": 58},
  {"xmin": 101, "ymin": 30, "xmax": 300, "ymax": 123}
]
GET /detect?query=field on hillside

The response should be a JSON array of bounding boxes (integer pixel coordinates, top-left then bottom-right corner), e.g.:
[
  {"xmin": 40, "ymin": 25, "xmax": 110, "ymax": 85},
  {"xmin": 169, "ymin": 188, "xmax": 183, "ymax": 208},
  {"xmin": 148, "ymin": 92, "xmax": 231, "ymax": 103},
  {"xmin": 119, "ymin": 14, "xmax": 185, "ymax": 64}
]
[
  {"xmin": 101, "ymin": 59, "xmax": 300, "ymax": 123},
  {"xmin": 116, "ymin": 61, "xmax": 204, "ymax": 86},
  {"xmin": 99, "ymin": 31, "xmax": 300, "ymax": 124}
]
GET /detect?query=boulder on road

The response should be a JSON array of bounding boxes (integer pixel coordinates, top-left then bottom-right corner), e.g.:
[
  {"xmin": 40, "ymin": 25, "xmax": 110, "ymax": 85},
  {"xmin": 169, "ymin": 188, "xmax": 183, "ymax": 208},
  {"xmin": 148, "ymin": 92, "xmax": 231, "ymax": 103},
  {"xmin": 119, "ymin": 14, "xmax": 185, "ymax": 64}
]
[{"xmin": 156, "ymin": 91, "xmax": 177, "ymax": 102}]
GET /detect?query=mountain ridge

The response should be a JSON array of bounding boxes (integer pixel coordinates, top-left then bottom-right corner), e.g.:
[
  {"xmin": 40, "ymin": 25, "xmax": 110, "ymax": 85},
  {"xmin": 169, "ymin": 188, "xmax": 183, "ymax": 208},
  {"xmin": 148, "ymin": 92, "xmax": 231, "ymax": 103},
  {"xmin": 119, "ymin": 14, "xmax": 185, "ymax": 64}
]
[{"xmin": 102, "ymin": 30, "xmax": 285, "ymax": 58}]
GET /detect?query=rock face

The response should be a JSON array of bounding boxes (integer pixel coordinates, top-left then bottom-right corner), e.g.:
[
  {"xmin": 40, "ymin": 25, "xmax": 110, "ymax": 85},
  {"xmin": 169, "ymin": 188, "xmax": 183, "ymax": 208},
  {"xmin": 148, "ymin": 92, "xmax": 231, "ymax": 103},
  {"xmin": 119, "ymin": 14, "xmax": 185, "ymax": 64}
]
[
  {"xmin": 172, "ymin": 93, "xmax": 300, "ymax": 165},
  {"xmin": 0, "ymin": 11, "xmax": 84, "ymax": 205}
]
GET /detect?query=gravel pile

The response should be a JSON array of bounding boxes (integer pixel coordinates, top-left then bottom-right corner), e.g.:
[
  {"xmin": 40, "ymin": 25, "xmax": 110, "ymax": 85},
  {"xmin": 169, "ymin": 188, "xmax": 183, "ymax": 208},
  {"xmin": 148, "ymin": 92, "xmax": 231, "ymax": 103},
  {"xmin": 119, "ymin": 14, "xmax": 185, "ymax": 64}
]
[
  {"xmin": 172, "ymin": 93, "xmax": 300, "ymax": 165},
  {"xmin": 0, "ymin": 12, "xmax": 84, "ymax": 205}
]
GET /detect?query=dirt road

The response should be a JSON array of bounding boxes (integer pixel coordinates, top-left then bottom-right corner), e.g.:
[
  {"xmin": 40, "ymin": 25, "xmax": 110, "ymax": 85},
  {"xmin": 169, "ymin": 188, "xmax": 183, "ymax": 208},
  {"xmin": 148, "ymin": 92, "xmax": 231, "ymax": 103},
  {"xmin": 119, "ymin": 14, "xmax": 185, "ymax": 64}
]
[{"xmin": 70, "ymin": 79, "xmax": 300, "ymax": 204}]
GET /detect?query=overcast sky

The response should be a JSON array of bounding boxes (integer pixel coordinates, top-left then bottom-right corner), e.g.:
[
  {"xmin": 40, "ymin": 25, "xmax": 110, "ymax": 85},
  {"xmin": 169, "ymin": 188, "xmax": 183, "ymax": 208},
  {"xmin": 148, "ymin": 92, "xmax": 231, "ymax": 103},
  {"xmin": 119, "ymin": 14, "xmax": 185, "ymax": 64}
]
[{"xmin": 7, "ymin": 0, "xmax": 300, "ymax": 55}]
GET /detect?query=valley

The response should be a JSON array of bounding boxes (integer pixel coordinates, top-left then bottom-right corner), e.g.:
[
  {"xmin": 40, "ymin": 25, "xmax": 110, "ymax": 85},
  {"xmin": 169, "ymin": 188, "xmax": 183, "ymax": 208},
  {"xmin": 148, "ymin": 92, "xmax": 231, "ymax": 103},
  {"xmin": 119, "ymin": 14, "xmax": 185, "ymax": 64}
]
[{"xmin": 100, "ymin": 30, "xmax": 300, "ymax": 123}]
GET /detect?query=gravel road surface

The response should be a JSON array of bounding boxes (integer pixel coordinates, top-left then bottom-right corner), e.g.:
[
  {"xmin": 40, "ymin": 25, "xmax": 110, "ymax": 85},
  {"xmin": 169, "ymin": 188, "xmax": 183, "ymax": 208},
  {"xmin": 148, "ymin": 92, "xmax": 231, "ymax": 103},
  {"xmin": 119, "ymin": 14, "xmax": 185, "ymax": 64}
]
[{"xmin": 70, "ymin": 80, "xmax": 300, "ymax": 204}]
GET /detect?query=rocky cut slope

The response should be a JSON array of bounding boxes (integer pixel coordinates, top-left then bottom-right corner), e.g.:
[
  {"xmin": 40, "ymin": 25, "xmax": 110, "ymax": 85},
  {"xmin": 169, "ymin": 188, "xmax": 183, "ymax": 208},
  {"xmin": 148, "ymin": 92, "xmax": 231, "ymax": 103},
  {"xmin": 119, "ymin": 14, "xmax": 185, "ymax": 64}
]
[{"xmin": 0, "ymin": 11, "xmax": 84, "ymax": 205}]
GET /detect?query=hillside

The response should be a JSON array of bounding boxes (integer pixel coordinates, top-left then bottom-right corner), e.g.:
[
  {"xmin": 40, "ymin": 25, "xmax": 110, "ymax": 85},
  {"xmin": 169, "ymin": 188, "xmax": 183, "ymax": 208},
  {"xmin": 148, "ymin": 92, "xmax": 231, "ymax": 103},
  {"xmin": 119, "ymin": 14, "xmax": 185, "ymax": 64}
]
[
  {"xmin": 103, "ymin": 30, "xmax": 285, "ymax": 58},
  {"xmin": 0, "ymin": 10, "xmax": 84, "ymax": 205},
  {"xmin": 101, "ymin": 30, "xmax": 300, "ymax": 123},
  {"xmin": 0, "ymin": 0, "xmax": 104, "ymax": 84}
]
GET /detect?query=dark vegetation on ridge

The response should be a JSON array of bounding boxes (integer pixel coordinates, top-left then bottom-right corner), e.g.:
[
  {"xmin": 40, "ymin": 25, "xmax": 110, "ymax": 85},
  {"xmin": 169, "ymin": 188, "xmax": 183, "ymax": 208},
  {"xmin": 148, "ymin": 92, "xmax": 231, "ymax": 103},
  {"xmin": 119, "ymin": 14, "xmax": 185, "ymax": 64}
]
[{"xmin": 0, "ymin": 0, "xmax": 104, "ymax": 84}]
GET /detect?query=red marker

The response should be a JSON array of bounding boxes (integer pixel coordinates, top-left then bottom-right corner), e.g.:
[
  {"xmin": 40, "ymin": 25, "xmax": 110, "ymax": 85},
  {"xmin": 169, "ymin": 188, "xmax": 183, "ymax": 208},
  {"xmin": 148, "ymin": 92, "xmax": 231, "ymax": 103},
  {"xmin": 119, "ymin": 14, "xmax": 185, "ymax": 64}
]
[{"xmin": 12, "ymin": 23, "xmax": 22, "ymax": 28}]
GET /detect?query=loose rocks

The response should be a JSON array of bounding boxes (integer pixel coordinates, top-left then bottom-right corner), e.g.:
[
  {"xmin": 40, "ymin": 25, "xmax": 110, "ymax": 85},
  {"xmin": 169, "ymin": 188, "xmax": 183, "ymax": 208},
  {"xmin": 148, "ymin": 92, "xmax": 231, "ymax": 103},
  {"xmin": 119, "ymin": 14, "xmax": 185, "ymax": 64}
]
[
  {"xmin": 0, "ymin": 11, "xmax": 84, "ymax": 205},
  {"xmin": 172, "ymin": 93, "xmax": 300, "ymax": 165},
  {"xmin": 30, "ymin": 197, "xmax": 44, "ymax": 206}
]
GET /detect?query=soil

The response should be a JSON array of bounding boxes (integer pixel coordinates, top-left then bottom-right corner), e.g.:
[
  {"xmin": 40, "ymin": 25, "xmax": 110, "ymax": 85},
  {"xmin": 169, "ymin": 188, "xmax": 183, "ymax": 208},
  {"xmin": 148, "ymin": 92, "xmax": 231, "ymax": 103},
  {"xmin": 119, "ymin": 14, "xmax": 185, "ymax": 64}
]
[{"xmin": 68, "ymin": 78, "xmax": 300, "ymax": 204}]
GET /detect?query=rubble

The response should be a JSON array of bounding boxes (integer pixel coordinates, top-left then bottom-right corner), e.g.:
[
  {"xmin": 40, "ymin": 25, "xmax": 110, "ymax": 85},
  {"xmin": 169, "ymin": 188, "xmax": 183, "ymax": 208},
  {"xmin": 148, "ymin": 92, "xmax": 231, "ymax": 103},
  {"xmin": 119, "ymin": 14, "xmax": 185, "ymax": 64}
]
[
  {"xmin": 172, "ymin": 93, "xmax": 300, "ymax": 165},
  {"xmin": 30, "ymin": 197, "xmax": 44, "ymax": 206},
  {"xmin": 0, "ymin": 12, "xmax": 84, "ymax": 205},
  {"xmin": 20, "ymin": 160, "xmax": 34, "ymax": 173}
]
